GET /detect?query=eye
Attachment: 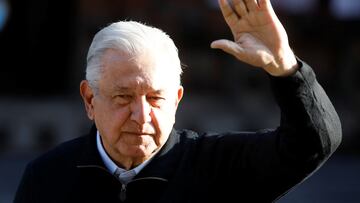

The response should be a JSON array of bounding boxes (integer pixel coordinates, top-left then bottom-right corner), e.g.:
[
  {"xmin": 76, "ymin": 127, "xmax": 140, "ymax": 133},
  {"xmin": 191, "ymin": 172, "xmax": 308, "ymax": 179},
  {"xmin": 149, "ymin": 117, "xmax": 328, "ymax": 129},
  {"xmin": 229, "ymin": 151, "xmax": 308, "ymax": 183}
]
[
  {"xmin": 147, "ymin": 96, "xmax": 163, "ymax": 100},
  {"xmin": 114, "ymin": 94, "xmax": 133, "ymax": 104},
  {"xmin": 147, "ymin": 96, "xmax": 165, "ymax": 106}
]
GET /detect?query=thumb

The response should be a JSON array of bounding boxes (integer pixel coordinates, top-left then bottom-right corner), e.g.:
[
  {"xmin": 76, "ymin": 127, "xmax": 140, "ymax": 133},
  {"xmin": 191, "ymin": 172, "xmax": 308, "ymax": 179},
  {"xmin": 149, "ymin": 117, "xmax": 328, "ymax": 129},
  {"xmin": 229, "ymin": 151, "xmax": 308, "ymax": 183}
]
[{"xmin": 210, "ymin": 39, "xmax": 245, "ymax": 59}]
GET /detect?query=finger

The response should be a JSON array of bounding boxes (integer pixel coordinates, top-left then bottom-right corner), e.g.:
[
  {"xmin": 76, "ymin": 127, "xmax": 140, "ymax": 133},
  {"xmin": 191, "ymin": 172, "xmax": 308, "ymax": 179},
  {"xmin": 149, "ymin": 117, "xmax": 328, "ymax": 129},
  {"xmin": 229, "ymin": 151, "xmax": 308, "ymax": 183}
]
[
  {"xmin": 257, "ymin": 0, "xmax": 277, "ymax": 18},
  {"xmin": 258, "ymin": 0, "xmax": 271, "ymax": 9},
  {"xmin": 233, "ymin": 0, "xmax": 248, "ymax": 17},
  {"xmin": 218, "ymin": 0, "xmax": 239, "ymax": 28},
  {"xmin": 258, "ymin": 0, "xmax": 274, "ymax": 14},
  {"xmin": 211, "ymin": 39, "xmax": 245, "ymax": 59},
  {"xmin": 243, "ymin": 0, "xmax": 259, "ymax": 12}
]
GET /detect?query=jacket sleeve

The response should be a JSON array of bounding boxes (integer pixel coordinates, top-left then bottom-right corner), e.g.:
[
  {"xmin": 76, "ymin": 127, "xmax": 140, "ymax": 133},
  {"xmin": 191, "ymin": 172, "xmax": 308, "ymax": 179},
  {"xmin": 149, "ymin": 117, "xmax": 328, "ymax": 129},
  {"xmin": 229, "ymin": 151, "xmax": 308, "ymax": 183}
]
[
  {"xmin": 270, "ymin": 58, "xmax": 342, "ymax": 165},
  {"xmin": 204, "ymin": 58, "xmax": 343, "ymax": 201},
  {"xmin": 242, "ymin": 58, "xmax": 342, "ymax": 201}
]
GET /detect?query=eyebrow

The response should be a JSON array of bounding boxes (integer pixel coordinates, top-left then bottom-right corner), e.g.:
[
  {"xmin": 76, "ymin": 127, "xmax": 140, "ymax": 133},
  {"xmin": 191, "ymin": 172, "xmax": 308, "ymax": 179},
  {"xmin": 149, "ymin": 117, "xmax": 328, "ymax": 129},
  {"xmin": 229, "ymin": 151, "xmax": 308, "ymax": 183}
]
[
  {"xmin": 113, "ymin": 85, "xmax": 165, "ymax": 94},
  {"xmin": 113, "ymin": 86, "xmax": 131, "ymax": 92}
]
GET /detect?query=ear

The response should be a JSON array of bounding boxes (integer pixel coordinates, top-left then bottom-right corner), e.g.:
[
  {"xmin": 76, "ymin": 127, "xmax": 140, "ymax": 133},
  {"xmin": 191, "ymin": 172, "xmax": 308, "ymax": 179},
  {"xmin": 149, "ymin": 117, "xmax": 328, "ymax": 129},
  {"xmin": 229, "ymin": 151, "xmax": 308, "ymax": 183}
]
[
  {"xmin": 174, "ymin": 86, "xmax": 184, "ymax": 109},
  {"xmin": 80, "ymin": 80, "xmax": 95, "ymax": 120}
]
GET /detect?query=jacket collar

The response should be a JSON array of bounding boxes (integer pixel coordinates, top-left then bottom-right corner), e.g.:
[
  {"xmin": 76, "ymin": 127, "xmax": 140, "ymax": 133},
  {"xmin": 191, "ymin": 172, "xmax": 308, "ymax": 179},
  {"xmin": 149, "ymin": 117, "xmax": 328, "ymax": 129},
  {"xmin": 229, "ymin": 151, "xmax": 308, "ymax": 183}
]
[
  {"xmin": 76, "ymin": 125, "xmax": 107, "ymax": 170},
  {"xmin": 76, "ymin": 124, "xmax": 182, "ymax": 180},
  {"xmin": 135, "ymin": 128, "xmax": 181, "ymax": 180}
]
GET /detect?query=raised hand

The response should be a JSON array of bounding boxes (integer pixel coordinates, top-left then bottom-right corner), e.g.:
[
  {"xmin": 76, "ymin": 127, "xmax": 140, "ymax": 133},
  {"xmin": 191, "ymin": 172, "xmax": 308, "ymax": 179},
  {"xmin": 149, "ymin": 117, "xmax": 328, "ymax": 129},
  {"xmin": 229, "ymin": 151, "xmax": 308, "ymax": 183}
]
[{"xmin": 211, "ymin": 0, "xmax": 298, "ymax": 76}]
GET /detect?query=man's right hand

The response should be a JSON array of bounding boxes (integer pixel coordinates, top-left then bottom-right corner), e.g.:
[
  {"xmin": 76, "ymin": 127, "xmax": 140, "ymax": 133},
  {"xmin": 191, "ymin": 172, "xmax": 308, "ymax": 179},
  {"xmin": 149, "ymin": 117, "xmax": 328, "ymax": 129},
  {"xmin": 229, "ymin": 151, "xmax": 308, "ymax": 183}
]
[{"xmin": 211, "ymin": 0, "xmax": 298, "ymax": 77}]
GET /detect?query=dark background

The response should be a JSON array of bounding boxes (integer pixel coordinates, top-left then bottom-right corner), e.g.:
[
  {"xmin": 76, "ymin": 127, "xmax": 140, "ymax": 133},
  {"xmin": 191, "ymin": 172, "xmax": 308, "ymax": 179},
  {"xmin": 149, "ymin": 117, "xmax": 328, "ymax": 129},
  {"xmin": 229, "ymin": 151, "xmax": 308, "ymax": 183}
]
[{"xmin": 0, "ymin": 0, "xmax": 359, "ymax": 202}]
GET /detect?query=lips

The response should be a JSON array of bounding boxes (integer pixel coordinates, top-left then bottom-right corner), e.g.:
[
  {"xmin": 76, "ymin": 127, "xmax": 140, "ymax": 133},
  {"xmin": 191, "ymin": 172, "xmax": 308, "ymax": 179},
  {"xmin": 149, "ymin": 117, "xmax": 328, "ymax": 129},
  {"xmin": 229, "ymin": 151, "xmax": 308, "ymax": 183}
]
[
  {"xmin": 121, "ymin": 123, "xmax": 156, "ymax": 135},
  {"xmin": 122, "ymin": 131, "xmax": 155, "ymax": 136}
]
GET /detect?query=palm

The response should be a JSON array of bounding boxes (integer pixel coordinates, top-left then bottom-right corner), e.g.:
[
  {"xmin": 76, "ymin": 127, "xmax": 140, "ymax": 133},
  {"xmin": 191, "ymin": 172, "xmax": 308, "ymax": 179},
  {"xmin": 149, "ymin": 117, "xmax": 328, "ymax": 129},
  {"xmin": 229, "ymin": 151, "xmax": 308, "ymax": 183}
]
[
  {"xmin": 211, "ymin": 0, "xmax": 297, "ymax": 76},
  {"xmin": 235, "ymin": 33, "xmax": 273, "ymax": 67}
]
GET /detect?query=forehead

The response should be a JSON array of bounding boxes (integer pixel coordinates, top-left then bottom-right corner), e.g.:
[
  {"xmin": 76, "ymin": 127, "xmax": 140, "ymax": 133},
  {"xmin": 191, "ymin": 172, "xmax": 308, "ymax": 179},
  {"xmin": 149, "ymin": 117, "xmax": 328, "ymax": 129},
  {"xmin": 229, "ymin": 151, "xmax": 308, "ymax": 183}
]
[{"xmin": 99, "ymin": 49, "xmax": 179, "ymax": 93}]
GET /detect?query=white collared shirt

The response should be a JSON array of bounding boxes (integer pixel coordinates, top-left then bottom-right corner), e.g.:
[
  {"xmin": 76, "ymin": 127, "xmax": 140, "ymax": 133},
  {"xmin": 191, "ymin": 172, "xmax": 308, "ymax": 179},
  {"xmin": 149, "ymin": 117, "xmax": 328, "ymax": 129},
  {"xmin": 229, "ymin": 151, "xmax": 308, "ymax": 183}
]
[{"xmin": 96, "ymin": 131, "xmax": 154, "ymax": 184}]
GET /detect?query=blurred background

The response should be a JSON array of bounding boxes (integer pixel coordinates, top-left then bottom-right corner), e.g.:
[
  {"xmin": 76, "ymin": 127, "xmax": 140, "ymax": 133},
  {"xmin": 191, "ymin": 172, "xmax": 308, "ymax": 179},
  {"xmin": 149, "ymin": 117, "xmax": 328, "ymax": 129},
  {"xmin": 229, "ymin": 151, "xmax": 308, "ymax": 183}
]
[{"xmin": 0, "ymin": 0, "xmax": 359, "ymax": 202}]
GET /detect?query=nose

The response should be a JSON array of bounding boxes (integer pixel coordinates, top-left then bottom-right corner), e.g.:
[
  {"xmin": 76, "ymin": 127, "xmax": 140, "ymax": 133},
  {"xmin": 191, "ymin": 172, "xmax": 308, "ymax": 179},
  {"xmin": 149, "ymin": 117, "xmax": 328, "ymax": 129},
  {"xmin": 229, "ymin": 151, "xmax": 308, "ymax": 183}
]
[{"xmin": 130, "ymin": 96, "xmax": 152, "ymax": 125}]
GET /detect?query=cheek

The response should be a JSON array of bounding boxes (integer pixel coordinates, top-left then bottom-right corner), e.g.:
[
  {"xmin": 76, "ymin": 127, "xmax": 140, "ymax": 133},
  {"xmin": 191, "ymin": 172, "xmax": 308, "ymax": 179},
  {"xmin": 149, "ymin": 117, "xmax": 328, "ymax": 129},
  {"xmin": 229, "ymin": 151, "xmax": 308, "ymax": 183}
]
[
  {"xmin": 95, "ymin": 104, "xmax": 131, "ymax": 141},
  {"xmin": 111, "ymin": 108, "xmax": 131, "ymax": 127},
  {"xmin": 151, "ymin": 106, "xmax": 177, "ymax": 146},
  {"xmin": 96, "ymin": 103, "xmax": 127, "ymax": 123}
]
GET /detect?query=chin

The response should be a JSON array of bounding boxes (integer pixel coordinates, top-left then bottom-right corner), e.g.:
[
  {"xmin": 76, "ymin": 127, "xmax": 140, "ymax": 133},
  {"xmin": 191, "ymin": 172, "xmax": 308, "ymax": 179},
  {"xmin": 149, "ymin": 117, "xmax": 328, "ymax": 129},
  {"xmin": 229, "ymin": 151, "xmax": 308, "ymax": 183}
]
[{"xmin": 129, "ymin": 147, "xmax": 153, "ymax": 158}]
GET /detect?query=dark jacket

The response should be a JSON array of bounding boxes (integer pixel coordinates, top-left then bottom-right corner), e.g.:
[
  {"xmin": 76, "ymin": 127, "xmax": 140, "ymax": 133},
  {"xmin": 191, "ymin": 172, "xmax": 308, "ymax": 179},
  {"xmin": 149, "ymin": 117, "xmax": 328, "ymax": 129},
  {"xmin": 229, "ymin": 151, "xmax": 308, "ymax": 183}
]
[{"xmin": 14, "ymin": 60, "xmax": 342, "ymax": 203}]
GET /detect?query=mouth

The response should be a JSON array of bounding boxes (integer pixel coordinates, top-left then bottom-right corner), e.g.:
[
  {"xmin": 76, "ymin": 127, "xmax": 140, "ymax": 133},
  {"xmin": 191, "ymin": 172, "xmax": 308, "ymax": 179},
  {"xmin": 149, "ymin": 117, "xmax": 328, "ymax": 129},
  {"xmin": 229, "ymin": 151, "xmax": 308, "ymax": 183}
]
[{"xmin": 122, "ymin": 131, "xmax": 155, "ymax": 136}]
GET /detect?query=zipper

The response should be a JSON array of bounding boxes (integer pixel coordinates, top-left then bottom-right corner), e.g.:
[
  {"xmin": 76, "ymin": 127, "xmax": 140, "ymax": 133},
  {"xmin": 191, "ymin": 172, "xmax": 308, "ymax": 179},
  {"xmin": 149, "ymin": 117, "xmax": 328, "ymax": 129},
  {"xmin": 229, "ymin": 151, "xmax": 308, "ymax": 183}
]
[
  {"xmin": 119, "ymin": 184, "xmax": 127, "ymax": 201},
  {"xmin": 77, "ymin": 165, "xmax": 168, "ymax": 201},
  {"xmin": 118, "ymin": 177, "xmax": 168, "ymax": 201}
]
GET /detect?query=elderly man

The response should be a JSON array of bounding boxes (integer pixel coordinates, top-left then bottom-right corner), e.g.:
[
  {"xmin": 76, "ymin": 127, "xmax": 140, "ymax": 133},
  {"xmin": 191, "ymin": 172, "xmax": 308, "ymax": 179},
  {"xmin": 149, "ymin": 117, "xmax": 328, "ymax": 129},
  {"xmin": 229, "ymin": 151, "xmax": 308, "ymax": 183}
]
[{"xmin": 15, "ymin": 0, "xmax": 341, "ymax": 202}]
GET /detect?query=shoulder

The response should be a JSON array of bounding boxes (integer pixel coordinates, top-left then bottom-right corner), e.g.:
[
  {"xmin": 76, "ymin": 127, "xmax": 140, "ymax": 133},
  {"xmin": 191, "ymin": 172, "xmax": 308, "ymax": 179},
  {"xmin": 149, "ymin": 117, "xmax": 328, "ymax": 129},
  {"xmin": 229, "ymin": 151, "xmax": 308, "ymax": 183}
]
[
  {"xmin": 176, "ymin": 129, "xmax": 201, "ymax": 140},
  {"xmin": 174, "ymin": 128, "xmax": 260, "ymax": 150},
  {"xmin": 174, "ymin": 128, "xmax": 260, "ymax": 143},
  {"xmin": 14, "ymin": 134, "xmax": 96, "ymax": 201},
  {"xmin": 28, "ymin": 135, "xmax": 91, "ymax": 171}
]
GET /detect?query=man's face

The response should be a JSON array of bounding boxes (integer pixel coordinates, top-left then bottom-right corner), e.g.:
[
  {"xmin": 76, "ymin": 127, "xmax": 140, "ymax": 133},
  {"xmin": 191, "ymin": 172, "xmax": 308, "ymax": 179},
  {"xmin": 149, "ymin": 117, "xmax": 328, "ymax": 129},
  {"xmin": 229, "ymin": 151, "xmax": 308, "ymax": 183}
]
[{"xmin": 81, "ymin": 49, "xmax": 183, "ymax": 168}]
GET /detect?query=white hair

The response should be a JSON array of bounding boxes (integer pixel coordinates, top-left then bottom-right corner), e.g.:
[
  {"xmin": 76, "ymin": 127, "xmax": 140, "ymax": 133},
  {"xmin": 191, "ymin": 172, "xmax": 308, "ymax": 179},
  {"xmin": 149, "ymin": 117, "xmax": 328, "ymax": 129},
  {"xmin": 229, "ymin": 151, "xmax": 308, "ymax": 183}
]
[{"xmin": 86, "ymin": 21, "xmax": 182, "ymax": 92}]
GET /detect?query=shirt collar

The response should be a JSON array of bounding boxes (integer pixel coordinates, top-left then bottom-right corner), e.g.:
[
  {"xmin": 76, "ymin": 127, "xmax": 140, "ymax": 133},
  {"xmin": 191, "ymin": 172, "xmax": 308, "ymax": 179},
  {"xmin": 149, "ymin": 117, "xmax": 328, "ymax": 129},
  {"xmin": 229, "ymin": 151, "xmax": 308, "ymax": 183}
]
[{"xmin": 96, "ymin": 131, "xmax": 118, "ymax": 174}]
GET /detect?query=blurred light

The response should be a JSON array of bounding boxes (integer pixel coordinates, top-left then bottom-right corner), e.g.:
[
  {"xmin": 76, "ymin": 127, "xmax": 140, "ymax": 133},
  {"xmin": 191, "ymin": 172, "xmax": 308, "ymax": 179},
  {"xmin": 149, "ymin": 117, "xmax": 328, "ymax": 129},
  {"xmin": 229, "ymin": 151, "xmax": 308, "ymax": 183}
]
[
  {"xmin": 206, "ymin": 0, "xmax": 219, "ymax": 9},
  {"xmin": 330, "ymin": 0, "xmax": 360, "ymax": 20},
  {"xmin": 271, "ymin": 0, "xmax": 318, "ymax": 15},
  {"xmin": 0, "ymin": 0, "xmax": 9, "ymax": 31}
]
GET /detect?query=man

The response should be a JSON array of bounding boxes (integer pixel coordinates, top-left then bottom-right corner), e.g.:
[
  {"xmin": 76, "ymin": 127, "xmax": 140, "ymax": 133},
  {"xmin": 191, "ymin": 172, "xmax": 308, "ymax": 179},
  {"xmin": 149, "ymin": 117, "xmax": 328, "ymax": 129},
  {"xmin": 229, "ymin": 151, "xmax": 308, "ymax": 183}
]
[{"xmin": 15, "ymin": 0, "xmax": 342, "ymax": 202}]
